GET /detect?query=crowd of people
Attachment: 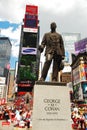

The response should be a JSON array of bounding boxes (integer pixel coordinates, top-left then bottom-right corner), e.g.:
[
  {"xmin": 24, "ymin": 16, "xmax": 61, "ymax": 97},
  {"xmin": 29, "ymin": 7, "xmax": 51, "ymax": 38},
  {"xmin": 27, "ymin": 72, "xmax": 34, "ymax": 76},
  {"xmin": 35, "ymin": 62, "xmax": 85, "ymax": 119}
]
[
  {"xmin": 1, "ymin": 96, "xmax": 87, "ymax": 130},
  {"xmin": 0, "ymin": 97, "xmax": 32, "ymax": 128},
  {"xmin": 71, "ymin": 104, "xmax": 87, "ymax": 130}
]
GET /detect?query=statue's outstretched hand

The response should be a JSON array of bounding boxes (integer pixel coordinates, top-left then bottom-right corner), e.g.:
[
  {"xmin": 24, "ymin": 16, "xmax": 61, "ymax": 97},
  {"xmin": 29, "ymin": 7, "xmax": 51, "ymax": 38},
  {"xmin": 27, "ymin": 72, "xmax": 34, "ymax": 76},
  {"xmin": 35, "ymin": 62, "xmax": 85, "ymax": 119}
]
[
  {"xmin": 38, "ymin": 45, "xmax": 43, "ymax": 53},
  {"xmin": 62, "ymin": 56, "xmax": 65, "ymax": 60}
]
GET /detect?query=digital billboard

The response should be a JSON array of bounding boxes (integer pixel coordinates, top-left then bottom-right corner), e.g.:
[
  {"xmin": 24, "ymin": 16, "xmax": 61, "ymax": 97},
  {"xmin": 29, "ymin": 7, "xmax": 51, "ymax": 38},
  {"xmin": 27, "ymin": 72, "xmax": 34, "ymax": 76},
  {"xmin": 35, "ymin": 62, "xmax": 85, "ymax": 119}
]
[
  {"xmin": 26, "ymin": 5, "xmax": 38, "ymax": 15},
  {"xmin": 22, "ymin": 32, "xmax": 38, "ymax": 47},
  {"xmin": 73, "ymin": 83, "xmax": 83, "ymax": 100},
  {"xmin": 72, "ymin": 66, "xmax": 80, "ymax": 85},
  {"xmin": 21, "ymin": 47, "xmax": 37, "ymax": 55},
  {"xmin": 18, "ymin": 64, "xmax": 37, "ymax": 81},
  {"xmin": 17, "ymin": 4, "xmax": 39, "ymax": 93},
  {"xmin": 20, "ymin": 54, "xmax": 36, "ymax": 65},
  {"xmin": 24, "ymin": 19, "xmax": 37, "ymax": 28},
  {"xmin": 82, "ymin": 82, "xmax": 87, "ymax": 99},
  {"xmin": 79, "ymin": 64, "xmax": 87, "ymax": 81},
  {"xmin": 17, "ymin": 55, "xmax": 38, "ymax": 82},
  {"xmin": 75, "ymin": 38, "xmax": 87, "ymax": 55},
  {"xmin": 25, "ymin": 14, "xmax": 37, "ymax": 19}
]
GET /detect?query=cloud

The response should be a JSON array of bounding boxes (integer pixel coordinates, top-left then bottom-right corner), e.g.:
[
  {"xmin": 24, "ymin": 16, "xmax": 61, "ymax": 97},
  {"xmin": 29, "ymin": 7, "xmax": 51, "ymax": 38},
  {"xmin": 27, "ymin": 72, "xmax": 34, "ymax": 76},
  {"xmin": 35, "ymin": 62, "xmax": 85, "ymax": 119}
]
[
  {"xmin": 0, "ymin": 0, "xmax": 25, "ymax": 23},
  {"xmin": 0, "ymin": 0, "xmax": 87, "ymax": 60},
  {"xmin": 0, "ymin": 0, "xmax": 87, "ymax": 23},
  {"xmin": 1, "ymin": 24, "xmax": 21, "ymax": 57},
  {"xmin": 11, "ymin": 44, "xmax": 19, "ymax": 57},
  {"xmin": 1, "ymin": 25, "xmax": 21, "ymax": 40}
]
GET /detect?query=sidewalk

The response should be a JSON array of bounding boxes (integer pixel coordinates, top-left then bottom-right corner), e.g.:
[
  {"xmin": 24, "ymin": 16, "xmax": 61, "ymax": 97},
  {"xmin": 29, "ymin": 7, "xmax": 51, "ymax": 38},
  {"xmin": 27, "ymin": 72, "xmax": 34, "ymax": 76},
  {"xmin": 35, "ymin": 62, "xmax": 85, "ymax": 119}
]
[
  {"xmin": 0, "ymin": 120, "xmax": 32, "ymax": 130},
  {"xmin": 0, "ymin": 120, "xmax": 13, "ymax": 130}
]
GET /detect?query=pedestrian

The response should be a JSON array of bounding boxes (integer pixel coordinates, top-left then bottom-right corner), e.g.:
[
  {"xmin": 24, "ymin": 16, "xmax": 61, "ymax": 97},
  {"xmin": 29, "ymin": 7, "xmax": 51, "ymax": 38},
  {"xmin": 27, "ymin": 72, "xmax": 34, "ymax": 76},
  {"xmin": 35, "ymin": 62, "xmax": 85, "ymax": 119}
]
[
  {"xmin": 38, "ymin": 22, "xmax": 65, "ymax": 81},
  {"xmin": 26, "ymin": 110, "xmax": 31, "ymax": 128},
  {"xmin": 3, "ymin": 109, "xmax": 10, "ymax": 121}
]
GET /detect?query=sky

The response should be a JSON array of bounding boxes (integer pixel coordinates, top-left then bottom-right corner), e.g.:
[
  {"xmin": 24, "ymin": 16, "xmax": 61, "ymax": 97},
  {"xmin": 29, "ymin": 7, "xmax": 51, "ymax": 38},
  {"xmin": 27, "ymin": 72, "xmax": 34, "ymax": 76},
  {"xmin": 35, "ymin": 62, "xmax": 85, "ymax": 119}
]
[{"xmin": 0, "ymin": 0, "xmax": 87, "ymax": 69}]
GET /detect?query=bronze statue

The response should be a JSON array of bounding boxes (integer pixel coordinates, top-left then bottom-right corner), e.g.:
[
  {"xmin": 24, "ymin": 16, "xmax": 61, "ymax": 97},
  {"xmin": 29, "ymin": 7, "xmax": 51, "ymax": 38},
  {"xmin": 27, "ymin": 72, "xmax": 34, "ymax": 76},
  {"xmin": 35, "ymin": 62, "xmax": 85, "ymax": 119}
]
[{"xmin": 38, "ymin": 22, "xmax": 65, "ymax": 81}]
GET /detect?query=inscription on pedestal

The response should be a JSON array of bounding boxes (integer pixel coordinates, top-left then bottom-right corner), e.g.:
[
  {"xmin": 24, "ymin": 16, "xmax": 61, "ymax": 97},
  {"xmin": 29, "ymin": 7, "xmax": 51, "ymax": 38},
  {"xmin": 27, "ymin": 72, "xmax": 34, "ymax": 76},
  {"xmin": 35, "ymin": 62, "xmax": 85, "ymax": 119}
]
[{"xmin": 32, "ymin": 82, "xmax": 72, "ymax": 130}]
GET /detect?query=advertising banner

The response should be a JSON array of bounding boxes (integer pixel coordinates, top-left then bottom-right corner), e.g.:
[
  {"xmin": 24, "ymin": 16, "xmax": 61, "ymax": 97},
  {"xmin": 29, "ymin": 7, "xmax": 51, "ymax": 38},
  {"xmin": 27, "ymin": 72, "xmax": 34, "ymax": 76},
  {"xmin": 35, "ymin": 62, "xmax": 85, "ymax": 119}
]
[
  {"xmin": 24, "ymin": 5, "xmax": 38, "ymax": 29},
  {"xmin": 24, "ymin": 18, "xmax": 38, "ymax": 28},
  {"xmin": 21, "ymin": 47, "xmax": 37, "ymax": 55},
  {"xmin": 17, "ymin": 4, "xmax": 39, "ymax": 93},
  {"xmin": 73, "ymin": 83, "xmax": 83, "ymax": 100},
  {"xmin": 26, "ymin": 5, "xmax": 38, "ymax": 15},
  {"xmin": 79, "ymin": 64, "xmax": 87, "ymax": 81},
  {"xmin": 72, "ymin": 66, "xmax": 80, "ymax": 85},
  {"xmin": 22, "ymin": 32, "xmax": 38, "ymax": 48},
  {"xmin": 82, "ymin": 82, "xmax": 87, "ymax": 99},
  {"xmin": 75, "ymin": 38, "xmax": 87, "ymax": 55}
]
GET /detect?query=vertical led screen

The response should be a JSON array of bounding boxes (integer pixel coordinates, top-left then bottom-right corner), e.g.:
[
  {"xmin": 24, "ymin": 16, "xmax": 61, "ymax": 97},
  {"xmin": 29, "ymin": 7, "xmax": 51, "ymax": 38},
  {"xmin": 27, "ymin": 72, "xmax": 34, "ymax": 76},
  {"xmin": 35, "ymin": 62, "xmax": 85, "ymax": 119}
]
[
  {"xmin": 22, "ymin": 32, "xmax": 38, "ymax": 47},
  {"xmin": 17, "ymin": 5, "xmax": 39, "ymax": 93},
  {"xmin": 18, "ymin": 55, "xmax": 38, "ymax": 81},
  {"xmin": 24, "ymin": 18, "xmax": 37, "ymax": 28},
  {"xmin": 73, "ymin": 83, "xmax": 83, "ymax": 100},
  {"xmin": 26, "ymin": 5, "xmax": 38, "ymax": 15},
  {"xmin": 75, "ymin": 38, "xmax": 87, "ymax": 55},
  {"xmin": 24, "ymin": 5, "xmax": 38, "ymax": 29},
  {"xmin": 82, "ymin": 82, "xmax": 87, "ymax": 99},
  {"xmin": 79, "ymin": 64, "xmax": 87, "ymax": 81}
]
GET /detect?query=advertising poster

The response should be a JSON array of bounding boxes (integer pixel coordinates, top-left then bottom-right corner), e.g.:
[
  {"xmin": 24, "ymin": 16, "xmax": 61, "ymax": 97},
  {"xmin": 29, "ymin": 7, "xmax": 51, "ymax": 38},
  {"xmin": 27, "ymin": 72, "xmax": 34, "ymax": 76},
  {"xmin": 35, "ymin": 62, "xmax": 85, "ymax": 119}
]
[
  {"xmin": 79, "ymin": 64, "xmax": 87, "ymax": 81},
  {"xmin": 82, "ymin": 82, "xmax": 87, "ymax": 99},
  {"xmin": 75, "ymin": 38, "xmax": 87, "ymax": 55},
  {"xmin": 72, "ymin": 66, "xmax": 80, "ymax": 85}
]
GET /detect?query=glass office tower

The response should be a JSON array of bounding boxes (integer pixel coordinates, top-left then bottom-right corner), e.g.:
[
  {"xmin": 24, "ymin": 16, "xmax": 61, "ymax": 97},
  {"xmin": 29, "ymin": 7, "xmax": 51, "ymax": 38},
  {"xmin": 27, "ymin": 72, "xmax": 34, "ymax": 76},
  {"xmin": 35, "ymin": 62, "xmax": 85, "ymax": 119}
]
[{"xmin": 0, "ymin": 37, "xmax": 12, "ymax": 76}]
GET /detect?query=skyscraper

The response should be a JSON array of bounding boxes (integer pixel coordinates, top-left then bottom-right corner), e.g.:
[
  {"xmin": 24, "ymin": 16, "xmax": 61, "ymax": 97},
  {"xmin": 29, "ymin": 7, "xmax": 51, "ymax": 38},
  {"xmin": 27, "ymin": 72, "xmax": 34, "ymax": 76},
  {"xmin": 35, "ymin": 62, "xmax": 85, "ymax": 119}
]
[
  {"xmin": 62, "ymin": 33, "xmax": 81, "ymax": 64},
  {"xmin": 0, "ymin": 37, "xmax": 12, "ymax": 76}
]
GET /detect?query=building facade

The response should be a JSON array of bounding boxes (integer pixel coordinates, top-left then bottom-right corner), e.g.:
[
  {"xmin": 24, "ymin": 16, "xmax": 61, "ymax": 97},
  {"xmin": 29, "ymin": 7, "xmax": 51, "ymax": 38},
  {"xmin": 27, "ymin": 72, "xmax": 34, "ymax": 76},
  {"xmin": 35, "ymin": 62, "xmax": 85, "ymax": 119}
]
[
  {"xmin": 0, "ymin": 37, "xmax": 12, "ymax": 102},
  {"xmin": 0, "ymin": 37, "xmax": 12, "ymax": 76},
  {"xmin": 62, "ymin": 33, "xmax": 81, "ymax": 65}
]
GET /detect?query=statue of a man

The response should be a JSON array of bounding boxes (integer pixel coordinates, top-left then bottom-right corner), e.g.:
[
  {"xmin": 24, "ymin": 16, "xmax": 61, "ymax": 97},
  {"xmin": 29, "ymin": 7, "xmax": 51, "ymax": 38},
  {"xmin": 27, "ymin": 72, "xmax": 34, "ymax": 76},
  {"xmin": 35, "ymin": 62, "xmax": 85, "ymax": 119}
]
[{"xmin": 38, "ymin": 22, "xmax": 65, "ymax": 81}]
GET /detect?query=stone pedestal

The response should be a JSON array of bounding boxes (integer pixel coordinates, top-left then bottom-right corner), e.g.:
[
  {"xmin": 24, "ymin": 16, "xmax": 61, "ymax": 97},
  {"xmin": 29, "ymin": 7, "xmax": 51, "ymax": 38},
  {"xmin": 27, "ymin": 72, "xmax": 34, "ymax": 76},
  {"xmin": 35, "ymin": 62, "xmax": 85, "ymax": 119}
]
[{"xmin": 32, "ymin": 81, "xmax": 72, "ymax": 130}]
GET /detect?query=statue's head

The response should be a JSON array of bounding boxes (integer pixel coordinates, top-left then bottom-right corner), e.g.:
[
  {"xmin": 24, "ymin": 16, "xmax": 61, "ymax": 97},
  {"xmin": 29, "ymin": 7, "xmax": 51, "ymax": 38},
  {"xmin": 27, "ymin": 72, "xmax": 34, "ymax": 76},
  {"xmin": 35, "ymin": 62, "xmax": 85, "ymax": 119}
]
[{"xmin": 50, "ymin": 22, "xmax": 57, "ymax": 30}]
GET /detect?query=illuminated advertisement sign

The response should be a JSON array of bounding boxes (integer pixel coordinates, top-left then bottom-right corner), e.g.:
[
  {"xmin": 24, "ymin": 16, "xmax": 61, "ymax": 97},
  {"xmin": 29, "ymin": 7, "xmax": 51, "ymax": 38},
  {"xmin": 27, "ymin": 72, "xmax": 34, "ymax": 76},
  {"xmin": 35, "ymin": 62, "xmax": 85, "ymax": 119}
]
[
  {"xmin": 17, "ymin": 5, "xmax": 39, "ymax": 92},
  {"xmin": 24, "ymin": 15, "xmax": 38, "ymax": 29},
  {"xmin": 75, "ymin": 38, "xmax": 87, "ymax": 55},
  {"xmin": 21, "ymin": 47, "xmax": 37, "ymax": 55},
  {"xmin": 22, "ymin": 32, "xmax": 38, "ymax": 48},
  {"xmin": 24, "ymin": 5, "xmax": 38, "ymax": 28},
  {"xmin": 26, "ymin": 5, "xmax": 38, "ymax": 15},
  {"xmin": 73, "ymin": 83, "xmax": 83, "ymax": 100},
  {"xmin": 17, "ymin": 55, "xmax": 38, "ymax": 82},
  {"xmin": 79, "ymin": 64, "xmax": 87, "ymax": 81},
  {"xmin": 24, "ymin": 18, "xmax": 38, "ymax": 28},
  {"xmin": 20, "ymin": 54, "xmax": 36, "ymax": 65},
  {"xmin": 18, "ymin": 86, "xmax": 33, "ymax": 92},
  {"xmin": 82, "ymin": 82, "xmax": 87, "ymax": 99},
  {"xmin": 23, "ymin": 27, "xmax": 38, "ymax": 33},
  {"xmin": 18, "ymin": 64, "xmax": 38, "ymax": 81},
  {"xmin": 72, "ymin": 66, "xmax": 80, "ymax": 85},
  {"xmin": 25, "ymin": 14, "xmax": 37, "ymax": 19},
  {"xmin": 72, "ymin": 64, "xmax": 87, "ymax": 85}
]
